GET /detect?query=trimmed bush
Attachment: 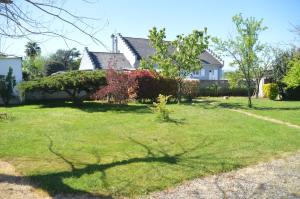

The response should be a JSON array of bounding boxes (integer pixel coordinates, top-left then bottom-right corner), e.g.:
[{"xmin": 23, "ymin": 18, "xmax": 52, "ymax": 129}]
[
  {"xmin": 263, "ymin": 83, "xmax": 278, "ymax": 100},
  {"xmin": 18, "ymin": 70, "xmax": 106, "ymax": 104}
]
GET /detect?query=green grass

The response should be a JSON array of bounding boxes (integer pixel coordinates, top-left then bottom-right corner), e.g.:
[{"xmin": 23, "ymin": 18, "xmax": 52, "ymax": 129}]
[
  {"xmin": 207, "ymin": 97, "xmax": 300, "ymax": 125},
  {"xmin": 0, "ymin": 99, "xmax": 299, "ymax": 198}
]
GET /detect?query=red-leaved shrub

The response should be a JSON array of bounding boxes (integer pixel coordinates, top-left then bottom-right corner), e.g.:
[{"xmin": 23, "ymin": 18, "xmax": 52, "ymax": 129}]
[
  {"xmin": 91, "ymin": 69, "xmax": 178, "ymax": 103},
  {"xmin": 91, "ymin": 69, "xmax": 137, "ymax": 104}
]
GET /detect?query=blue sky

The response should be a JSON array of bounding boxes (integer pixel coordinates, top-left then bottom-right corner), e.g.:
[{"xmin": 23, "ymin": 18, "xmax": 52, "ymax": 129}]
[{"xmin": 1, "ymin": 0, "xmax": 300, "ymax": 70}]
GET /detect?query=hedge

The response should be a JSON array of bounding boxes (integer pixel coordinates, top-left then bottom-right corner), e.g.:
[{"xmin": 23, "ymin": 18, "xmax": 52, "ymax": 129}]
[
  {"xmin": 129, "ymin": 70, "xmax": 177, "ymax": 101},
  {"xmin": 286, "ymin": 86, "xmax": 300, "ymax": 100}
]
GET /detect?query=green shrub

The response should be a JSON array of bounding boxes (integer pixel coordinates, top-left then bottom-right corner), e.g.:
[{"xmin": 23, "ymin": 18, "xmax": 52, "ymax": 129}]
[
  {"xmin": 263, "ymin": 83, "xmax": 278, "ymax": 100},
  {"xmin": 18, "ymin": 70, "xmax": 106, "ymax": 104},
  {"xmin": 153, "ymin": 94, "xmax": 171, "ymax": 121}
]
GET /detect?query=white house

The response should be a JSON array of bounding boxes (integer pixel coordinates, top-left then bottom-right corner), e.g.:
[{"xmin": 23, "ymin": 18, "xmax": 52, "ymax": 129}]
[
  {"xmin": 80, "ymin": 33, "xmax": 224, "ymax": 80},
  {"xmin": 0, "ymin": 55, "xmax": 23, "ymax": 97}
]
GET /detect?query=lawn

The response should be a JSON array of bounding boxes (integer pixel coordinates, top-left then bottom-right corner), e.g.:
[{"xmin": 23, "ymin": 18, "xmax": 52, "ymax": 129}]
[
  {"xmin": 206, "ymin": 97, "xmax": 300, "ymax": 126},
  {"xmin": 0, "ymin": 98, "xmax": 300, "ymax": 198}
]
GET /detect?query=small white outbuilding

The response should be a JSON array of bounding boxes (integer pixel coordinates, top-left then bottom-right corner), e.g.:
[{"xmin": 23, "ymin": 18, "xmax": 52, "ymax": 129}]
[{"xmin": 0, "ymin": 56, "xmax": 23, "ymax": 83}]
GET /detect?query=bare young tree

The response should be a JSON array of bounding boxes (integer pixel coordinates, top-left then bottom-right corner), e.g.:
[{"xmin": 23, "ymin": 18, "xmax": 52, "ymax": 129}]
[{"xmin": 0, "ymin": 0, "xmax": 108, "ymax": 50}]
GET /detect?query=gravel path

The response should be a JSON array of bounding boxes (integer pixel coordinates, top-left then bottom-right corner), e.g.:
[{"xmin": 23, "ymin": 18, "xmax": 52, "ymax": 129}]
[
  {"xmin": 144, "ymin": 152, "xmax": 300, "ymax": 199},
  {"xmin": 1, "ymin": 152, "xmax": 300, "ymax": 199}
]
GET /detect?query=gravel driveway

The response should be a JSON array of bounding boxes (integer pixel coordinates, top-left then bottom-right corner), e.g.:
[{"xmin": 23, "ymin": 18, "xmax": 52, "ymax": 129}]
[
  {"xmin": 1, "ymin": 152, "xmax": 300, "ymax": 199},
  {"xmin": 144, "ymin": 152, "xmax": 300, "ymax": 199}
]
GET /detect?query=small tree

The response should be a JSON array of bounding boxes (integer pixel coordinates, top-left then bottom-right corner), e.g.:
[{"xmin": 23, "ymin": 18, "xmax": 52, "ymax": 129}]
[
  {"xmin": 49, "ymin": 48, "xmax": 81, "ymax": 71},
  {"xmin": 148, "ymin": 27, "xmax": 209, "ymax": 103},
  {"xmin": 271, "ymin": 48, "xmax": 298, "ymax": 98},
  {"xmin": 213, "ymin": 14, "xmax": 267, "ymax": 107},
  {"xmin": 0, "ymin": 67, "xmax": 16, "ymax": 106},
  {"xmin": 153, "ymin": 94, "xmax": 171, "ymax": 121}
]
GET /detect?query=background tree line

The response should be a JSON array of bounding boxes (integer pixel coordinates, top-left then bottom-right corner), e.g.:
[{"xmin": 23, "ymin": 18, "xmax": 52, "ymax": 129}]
[{"xmin": 22, "ymin": 41, "xmax": 81, "ymax": 80}]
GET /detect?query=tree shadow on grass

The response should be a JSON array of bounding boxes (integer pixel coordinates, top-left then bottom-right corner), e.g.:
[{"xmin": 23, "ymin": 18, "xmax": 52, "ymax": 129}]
[{"xmin": 0, "ymin": 135, "xmax": 250, "ymax": 198}]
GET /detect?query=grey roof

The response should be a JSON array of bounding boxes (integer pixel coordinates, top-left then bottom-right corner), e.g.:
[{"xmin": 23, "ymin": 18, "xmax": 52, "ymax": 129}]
[
  {"xmin": 88, "ymin": 51, "xmax": 132, "ymax": 70},
  {"xmin": 120, "ymin": 35, "xmax": 223, "ymax": 66}
]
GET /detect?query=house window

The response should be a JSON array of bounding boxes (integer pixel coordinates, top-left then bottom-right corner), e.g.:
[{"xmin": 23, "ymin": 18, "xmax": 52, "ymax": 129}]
[{"xmin": 194, "ymin": 71, "xmax": 199, "ymax": 75}]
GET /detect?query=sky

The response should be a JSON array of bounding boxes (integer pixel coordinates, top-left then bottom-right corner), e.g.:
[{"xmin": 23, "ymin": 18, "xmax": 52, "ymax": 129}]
[{"xmin": 1, "ymin": 0, "xmax": 300, "ymax": 71}]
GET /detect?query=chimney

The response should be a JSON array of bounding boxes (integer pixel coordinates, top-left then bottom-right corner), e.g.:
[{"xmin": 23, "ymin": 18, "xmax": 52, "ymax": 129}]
[
  {"xmin": 111, "ymin": 34, "xmax": 119, "ymax": 53},
  {"xmin": 111, "ymin": 34, "xmax": 115, "ymax": 53}
]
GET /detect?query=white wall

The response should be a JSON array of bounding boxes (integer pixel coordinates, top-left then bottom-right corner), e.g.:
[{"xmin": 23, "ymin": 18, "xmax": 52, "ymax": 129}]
[
  {"xmin": 117, "ymin": 35, "xmax": 137, "ymax": 69},
  {"xmin": 79, "ymin": 49, "xmax": 94, "ymax": 70},
  {"xmin": 258, "ymin": 78, "xmax": 265, "ymax": 97},
  {"xmin": 189, "ymin": 65, "xmax": 223, "ymax": 80},
  {"xmin": 0, "ymin": 57, "xmax": 22, "ymax": 83}
]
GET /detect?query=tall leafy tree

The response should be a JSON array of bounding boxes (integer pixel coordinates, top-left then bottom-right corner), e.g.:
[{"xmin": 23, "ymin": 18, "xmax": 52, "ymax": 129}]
[
  {"xmin": 147, "ymin": 27, "xmax": 209, "ymax": 102},
  {"xmin": 271, "ymin": 48, "xmax": 295, "ymax": 98},
  {"xmin": 49, "ymin": 48, "xmax": 81, "ymax": 71},
  {"xmin": 283, "ymin": 50, "xmax": 300, "ymax": 88},
  {"xmin": 213, "ymin": 14, "xmax": 267, "ymax": 107}
]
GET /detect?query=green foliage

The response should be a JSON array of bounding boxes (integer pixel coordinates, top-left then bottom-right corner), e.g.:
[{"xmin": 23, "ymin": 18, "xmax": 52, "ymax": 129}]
[
  {"xmin": 147, "ymin": 27, "xmax": 209, "ymax": 102},
  {"xmin": 213, "ymin": 13, "xmax": 267, "ymax": 107},
  {"xmin": 0, "ymin": 67, "xmax": 16, "ymax": 106},
  {"xmin": 25, "ymin": 41, "xmax": 41, "ymax": 59},
  {"xmin": 263, "ymin": 83, "xmax": 278, "ymax": 100},
  {"xmin": 22, "ymin": 56, "xmax": 46, "ymax": 79},
  {"xmin": 225, "ymin": 71, "xmax": 245, "ymax": 88},
  {"xmin": 153, "ymin": 94, "xmax": 171, "ymax": 121},
  {"xmin": 283, "ymin": 57, "xmax": 300, "ymax": 88},
  {"xmin": 45, "ymin": 61, "xmax": 65, "ymax": 76},
  {"xmin": 18, "ymin": 70, "xmax": 106, "ymax": 104},
  {"xmin": 139, "ymin": 59, "xmax": 155, "ymax": 71},
  {"xmin": 49, "ymin": 48, "xmax": 81, "ymax": 71}
]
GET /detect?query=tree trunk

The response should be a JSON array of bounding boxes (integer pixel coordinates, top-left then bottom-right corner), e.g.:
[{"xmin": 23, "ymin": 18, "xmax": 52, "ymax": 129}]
[
  {"xmin": 247, "ymin": 82, "xmax": 252, "ymax": 108},
  {"xmin": 255, "ymin": 79, "xmax": 260, "ymax": 99},
  {"xmin": 66, "ymin": 89, "xmax": 83, "ymax": 105},
  {"xmin": 177, "ymin": 78, "xmax": 183, "ymax": 104}
]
